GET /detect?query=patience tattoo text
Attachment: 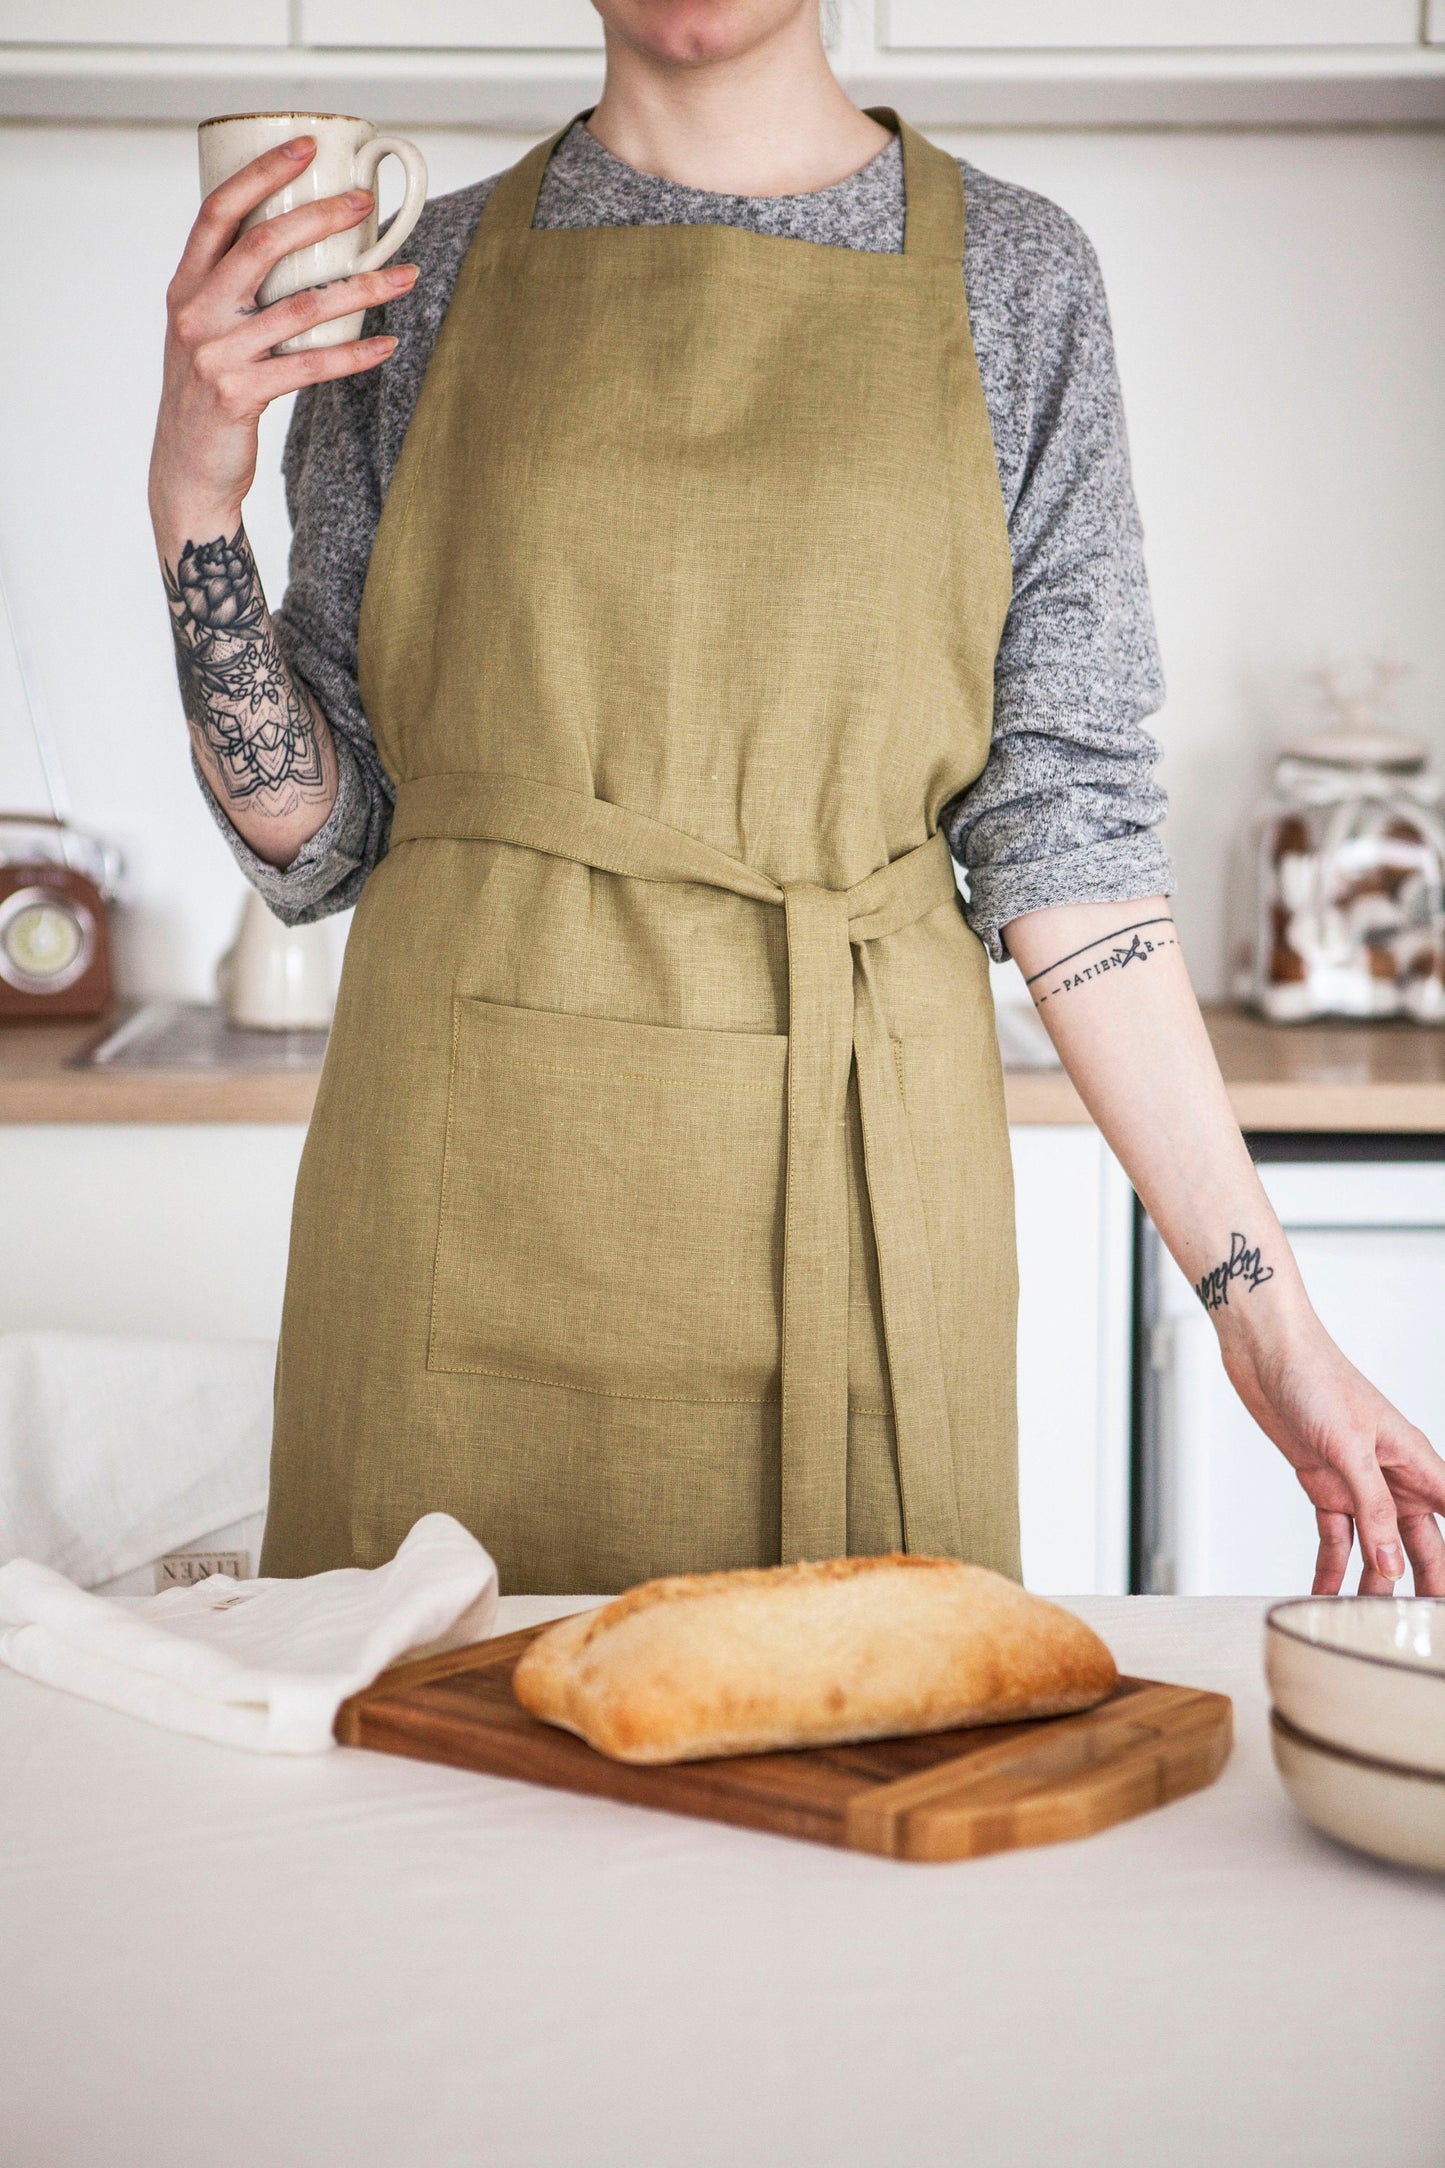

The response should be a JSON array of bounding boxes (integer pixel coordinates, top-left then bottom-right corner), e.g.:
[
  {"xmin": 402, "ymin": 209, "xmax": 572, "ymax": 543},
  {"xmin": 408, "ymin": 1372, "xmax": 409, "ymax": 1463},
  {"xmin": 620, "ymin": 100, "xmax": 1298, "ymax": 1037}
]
[
  {"xmin": 1195, "ymin": 1232, "xmax": 1274, "ymax": 1313},
  {"xmin": 164, "ymin": 526, "xmax": 328, "ymax": 809},
  {"xmin": 1026, "ymin": 917, "xmax": 1177, "ymax": 1005}
]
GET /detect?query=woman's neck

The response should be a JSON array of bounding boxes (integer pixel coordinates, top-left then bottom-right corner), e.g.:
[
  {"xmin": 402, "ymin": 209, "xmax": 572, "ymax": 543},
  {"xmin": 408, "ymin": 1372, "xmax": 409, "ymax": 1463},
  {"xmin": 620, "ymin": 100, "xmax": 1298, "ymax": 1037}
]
[{"xmin": 587, "ymin": 5, "xmax": 889, "ymax": 199}]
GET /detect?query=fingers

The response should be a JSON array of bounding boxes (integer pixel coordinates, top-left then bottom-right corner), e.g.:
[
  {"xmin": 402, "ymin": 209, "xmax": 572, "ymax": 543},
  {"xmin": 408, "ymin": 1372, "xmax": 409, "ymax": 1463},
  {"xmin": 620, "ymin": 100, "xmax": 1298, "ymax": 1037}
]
[
  {"xmin": 171, "ymin": 176, "xmax": 376, "ymax": 346},
  {"xmin": 177, "ymin": 137, "xmax": 316, "ymax": 285},
  {"xmin": 177, "ymin": 328, "xmax": 397, "ymax": 431},
  {"xmin": 1335, "ymin": 1436, "xmax": 1404, "ymax": 1585},
  {"xmin": 1310, "ymin": 1430, "xmax": 1445, "ymax": 1595},
  {"xmin": 1375, "ymin": 1412, "xmax": 1445, "ymax": 1590},
  {"xmin": 1312, "ymin": 1508, "xmax": 1355, "ymax": 1596},
  {"xmin": 171, "ymin": 196, "xmax": 375, "ymax": 356},
  {"xmin": 222, "ymin": 262, "xmax": 416, "ymax": 363},
  {"xmin": 1400, "ymin": 1509, "xmax": 1445, "ymax": 1597},
  {"xmin": 212, "ymin": 189, "xmax": 376, "ymax": 311},
  {"xmin": 245, "ymin": 334, "xmax": 401, "ymax": 405}
]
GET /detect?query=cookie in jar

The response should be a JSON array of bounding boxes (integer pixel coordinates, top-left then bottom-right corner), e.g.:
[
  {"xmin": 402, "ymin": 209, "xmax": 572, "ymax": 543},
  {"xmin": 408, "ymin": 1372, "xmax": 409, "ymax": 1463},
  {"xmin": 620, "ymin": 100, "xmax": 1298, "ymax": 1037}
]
[{"xmin": 1232, "ymin": 664, "xmax": 1445, "ymax": 1023}]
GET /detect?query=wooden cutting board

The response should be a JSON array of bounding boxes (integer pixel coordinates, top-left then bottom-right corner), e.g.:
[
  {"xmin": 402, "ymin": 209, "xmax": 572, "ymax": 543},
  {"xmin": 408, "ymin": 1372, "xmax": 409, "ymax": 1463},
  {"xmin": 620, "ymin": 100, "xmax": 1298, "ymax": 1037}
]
[{"xmin": 335, "ymin": 1624, "xmax": 1232, "ymax": 1863}]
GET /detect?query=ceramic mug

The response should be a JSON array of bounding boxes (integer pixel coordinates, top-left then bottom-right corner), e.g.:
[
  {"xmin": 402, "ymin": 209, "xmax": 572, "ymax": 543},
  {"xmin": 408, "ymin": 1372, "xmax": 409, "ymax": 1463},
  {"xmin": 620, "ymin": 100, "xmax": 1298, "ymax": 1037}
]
[
  {"xmin": 216, "ymin": 890, "xmax": 335, "ymax": 1031},
  {"xmin": 198, "ymin": 111, "xmax": 428, "ymax": 353}
]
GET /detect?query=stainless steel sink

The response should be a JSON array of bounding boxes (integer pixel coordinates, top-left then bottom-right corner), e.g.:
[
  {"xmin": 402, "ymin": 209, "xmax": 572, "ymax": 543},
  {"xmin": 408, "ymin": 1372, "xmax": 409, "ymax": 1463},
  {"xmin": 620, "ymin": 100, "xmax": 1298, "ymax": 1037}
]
[{"xmin": 79, "ymin": 1001, "xmax": 327, "ymax": 1071}]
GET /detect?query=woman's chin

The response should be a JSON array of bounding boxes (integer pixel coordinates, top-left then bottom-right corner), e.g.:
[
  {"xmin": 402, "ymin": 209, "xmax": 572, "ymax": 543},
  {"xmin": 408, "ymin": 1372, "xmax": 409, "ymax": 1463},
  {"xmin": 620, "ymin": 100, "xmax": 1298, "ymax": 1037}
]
[{"xmin": 598, "ymin": 0, "xmax": 808, "ymax": 70}]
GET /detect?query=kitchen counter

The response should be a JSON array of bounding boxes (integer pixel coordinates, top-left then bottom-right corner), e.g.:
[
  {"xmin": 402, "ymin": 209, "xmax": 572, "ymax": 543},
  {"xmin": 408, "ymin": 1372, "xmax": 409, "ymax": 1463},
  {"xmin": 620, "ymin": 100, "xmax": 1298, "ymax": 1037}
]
[
  {"xmin": 2, "ymin": 1592, "xmax": 1440, "ymax": 2168},
  {"xmin": 5, "ymin": 1004, "xmax": 1445, "ymax": 1130},
  {"xmin": 0, "ymin": 1009, "xmax": 318, "ymax": 1124},
  {"xmin": 1003, "ymin": 1005, "xmax": 1445, "ymax": 1131}
]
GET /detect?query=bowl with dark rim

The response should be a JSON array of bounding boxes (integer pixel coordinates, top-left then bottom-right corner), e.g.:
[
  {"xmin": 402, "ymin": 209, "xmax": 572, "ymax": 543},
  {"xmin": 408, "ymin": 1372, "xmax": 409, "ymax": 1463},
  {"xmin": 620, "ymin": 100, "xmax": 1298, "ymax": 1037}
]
[
  {"xmin": 1265, "ymin": 1596, "xmax": 1444, "ymax": 1774},
  {"xmin": 1269, "ymin": 1712, "xmax": 1445, "ymax": 1874},
  {"xmin": 1266, "ymin": 1599, "xmax": 1445, "ymax": 1872}
]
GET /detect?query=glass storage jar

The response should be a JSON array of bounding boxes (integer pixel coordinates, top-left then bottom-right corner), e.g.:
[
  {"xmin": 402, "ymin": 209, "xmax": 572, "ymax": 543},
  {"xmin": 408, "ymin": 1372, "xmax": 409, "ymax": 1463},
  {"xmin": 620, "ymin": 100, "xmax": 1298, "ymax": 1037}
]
[{"xmin": 1232, "ymin": 704, "xmax": 1445, "ymax": 1025}]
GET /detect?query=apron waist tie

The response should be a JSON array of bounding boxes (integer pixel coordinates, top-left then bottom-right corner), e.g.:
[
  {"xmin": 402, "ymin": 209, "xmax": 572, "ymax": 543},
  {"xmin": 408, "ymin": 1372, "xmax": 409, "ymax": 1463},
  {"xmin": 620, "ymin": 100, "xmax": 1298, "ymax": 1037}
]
[{"xmin": 392, "ymin": 772, "xmax": 968, "ymax": 1565}]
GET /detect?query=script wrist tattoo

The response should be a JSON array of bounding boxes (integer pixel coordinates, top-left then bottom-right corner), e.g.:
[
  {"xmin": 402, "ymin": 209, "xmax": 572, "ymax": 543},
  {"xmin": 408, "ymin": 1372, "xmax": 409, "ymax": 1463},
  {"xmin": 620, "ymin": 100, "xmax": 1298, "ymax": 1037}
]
[
  {"xmin": 1025, "ymin": 917, "xmax": 1178, "ymax": 1006},
  {"xmin": 163, "ymin": 525, "xmax": 332, "ymax": 814},
  {"xmin": 1195, "ymin": 1232, "xmax": 1274, "ymax": 1313}
]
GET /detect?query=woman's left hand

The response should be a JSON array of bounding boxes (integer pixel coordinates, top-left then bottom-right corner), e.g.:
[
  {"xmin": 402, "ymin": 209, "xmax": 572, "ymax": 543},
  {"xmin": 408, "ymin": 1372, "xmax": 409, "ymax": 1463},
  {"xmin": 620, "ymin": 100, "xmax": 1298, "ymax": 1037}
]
[{"xmin": 1218, "ymin": 1314, "xmax": 1445, "ymax": 1595}]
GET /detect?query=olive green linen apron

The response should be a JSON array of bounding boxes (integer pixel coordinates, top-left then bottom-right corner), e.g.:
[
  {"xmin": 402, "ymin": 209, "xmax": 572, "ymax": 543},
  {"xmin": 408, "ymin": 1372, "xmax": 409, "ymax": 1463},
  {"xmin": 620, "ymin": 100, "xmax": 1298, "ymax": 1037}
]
[{"xmin": 261, "ymin": 113, "xmax": 1020, "ymax": 1594}]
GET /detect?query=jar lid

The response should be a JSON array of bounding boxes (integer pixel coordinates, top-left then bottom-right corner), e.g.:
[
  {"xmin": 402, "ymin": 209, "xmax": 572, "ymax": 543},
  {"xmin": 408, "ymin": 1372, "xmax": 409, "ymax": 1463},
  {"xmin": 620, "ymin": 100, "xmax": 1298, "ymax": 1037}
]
[{"xmin": 1278, "ymin": 721, "xmax": 1428, "ymax": 771}]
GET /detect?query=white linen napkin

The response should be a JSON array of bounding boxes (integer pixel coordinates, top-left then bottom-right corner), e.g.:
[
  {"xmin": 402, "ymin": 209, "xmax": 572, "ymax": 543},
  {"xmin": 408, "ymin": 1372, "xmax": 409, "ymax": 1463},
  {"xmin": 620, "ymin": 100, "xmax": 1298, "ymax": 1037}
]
[{"xmin": 0, "ymin": 1513, "xmax": 497, "ymax": 1753}]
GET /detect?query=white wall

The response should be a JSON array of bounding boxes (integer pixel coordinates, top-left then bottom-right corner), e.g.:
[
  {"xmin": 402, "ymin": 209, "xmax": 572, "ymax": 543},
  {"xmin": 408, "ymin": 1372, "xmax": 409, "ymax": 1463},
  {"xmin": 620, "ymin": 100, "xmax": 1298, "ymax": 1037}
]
[{"xmin": 0, "ymin": 120, "xmax": 1440, "ymax": 998}]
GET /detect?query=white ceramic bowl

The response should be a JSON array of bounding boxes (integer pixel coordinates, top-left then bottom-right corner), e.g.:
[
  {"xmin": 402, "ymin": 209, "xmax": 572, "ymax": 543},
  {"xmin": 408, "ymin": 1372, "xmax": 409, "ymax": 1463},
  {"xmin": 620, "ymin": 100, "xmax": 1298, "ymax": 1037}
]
[
  {"xmin": 1271, "ymin": 1712, "xmax": 1445, "ymax": 1874},
  {"xmin": 1265, "ymin": 1597, "xmax": 1445, "ymax": 1776}
]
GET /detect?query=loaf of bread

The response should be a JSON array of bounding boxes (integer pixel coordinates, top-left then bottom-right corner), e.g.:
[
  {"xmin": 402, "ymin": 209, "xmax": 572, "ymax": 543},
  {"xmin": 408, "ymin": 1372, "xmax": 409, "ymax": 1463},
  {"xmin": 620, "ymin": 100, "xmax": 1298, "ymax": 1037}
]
[{"xmin": 511, "ymin": 1554, "xmax": 1117, "ymax": 1764}]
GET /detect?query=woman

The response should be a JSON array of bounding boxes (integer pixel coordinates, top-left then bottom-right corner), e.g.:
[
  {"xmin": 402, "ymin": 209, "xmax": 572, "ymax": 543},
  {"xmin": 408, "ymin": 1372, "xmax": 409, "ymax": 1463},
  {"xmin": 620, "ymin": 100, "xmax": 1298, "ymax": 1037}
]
[{"xmin": 151, "ymin": 0, "xmax": 1444, "ymax": 1596}]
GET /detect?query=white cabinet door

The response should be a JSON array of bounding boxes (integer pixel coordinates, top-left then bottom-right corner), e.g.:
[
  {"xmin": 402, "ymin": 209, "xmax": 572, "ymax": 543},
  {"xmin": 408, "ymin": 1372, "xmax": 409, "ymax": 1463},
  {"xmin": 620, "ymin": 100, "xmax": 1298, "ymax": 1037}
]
[
  {"xmin": 883, "ymin": 1, "xmax": 1420, "ymax": 49},
  {"xmin": 298, "ymin": 0, "xmax": 603, "ymax": 47},
  {"xmin": 1010, "ymin": 1126, "xmax": 1132, "ymax": 1596},
  {"xmin": 0, "ymin": 1126, "xmax": 306, "ymax": 1342},
  {"xmin": 0, "ymin": 1, "xmax": 289, "ymax": 42},
  {"xmin": 1149, "ymin": 1160, "xmax": 1445, "ymax": 1596},
  {"xmin": 1429, "ymin": 0, "xmax": 1445, "ymax": 42}
]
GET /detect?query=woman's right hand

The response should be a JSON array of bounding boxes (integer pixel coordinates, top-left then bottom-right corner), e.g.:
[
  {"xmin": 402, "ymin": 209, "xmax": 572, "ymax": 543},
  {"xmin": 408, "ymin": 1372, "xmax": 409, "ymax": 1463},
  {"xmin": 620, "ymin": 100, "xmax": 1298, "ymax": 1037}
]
[{"xmin": 148, "ymin": 135, "xmax": 417, "ymax": 539}]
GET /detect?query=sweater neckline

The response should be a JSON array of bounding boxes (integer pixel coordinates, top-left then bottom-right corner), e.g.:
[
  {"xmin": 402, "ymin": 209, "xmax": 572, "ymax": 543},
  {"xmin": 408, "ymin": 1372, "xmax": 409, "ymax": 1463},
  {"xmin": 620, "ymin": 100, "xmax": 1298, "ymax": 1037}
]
[{"xmin": 543, "ymin": 115, "xmax": 903, "ymax": 221}]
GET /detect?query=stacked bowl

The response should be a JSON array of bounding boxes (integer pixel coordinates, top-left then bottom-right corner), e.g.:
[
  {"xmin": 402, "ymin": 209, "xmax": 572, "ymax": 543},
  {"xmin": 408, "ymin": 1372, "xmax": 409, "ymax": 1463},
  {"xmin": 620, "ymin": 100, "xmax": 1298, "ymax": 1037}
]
[{"xmin": 1266, "ymin": 1597, "xmax": 1445, "ymax": 1873}]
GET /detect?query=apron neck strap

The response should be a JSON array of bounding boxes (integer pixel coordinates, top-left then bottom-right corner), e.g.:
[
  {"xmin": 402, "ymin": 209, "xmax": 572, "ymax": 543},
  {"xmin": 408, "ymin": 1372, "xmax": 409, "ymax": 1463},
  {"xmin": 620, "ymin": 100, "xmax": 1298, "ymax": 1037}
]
[
  {"xmin": 867, "ymin": 110, "xmax": 965, "ymax": 264},
  {"xmin": 477, "ymin": 118, "xmax": 579, "ymax": 237}
]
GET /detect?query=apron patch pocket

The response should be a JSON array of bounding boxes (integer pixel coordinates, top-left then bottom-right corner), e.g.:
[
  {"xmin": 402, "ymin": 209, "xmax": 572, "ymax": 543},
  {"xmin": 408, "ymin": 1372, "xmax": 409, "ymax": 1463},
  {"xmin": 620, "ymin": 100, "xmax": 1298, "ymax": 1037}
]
[{"xmin": 429, "ymin": 997, "xmax": 788, "ymax": 1403}]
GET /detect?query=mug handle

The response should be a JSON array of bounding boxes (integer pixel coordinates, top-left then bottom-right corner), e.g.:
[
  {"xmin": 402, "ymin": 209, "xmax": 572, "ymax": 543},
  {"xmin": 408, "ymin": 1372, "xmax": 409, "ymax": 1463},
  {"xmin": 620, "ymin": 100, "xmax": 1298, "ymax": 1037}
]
[{"xmin": 352, "ymin": 136, "xmax": 429, "ymax": 273}]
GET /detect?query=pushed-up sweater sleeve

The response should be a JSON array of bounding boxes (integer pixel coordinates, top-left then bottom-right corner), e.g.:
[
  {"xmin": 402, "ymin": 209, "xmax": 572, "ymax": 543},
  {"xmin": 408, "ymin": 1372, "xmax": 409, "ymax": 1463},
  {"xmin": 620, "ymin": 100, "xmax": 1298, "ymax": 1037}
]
[{"xmin": 940, "ymin": 165, "xmax": 1171, "ymax": 962}]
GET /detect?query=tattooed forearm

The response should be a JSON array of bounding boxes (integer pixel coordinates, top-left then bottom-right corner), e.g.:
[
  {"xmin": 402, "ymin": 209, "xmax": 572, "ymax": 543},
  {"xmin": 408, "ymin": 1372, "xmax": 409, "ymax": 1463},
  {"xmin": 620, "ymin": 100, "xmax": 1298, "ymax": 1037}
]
[
  {"xmin": 1025, "ymin": 918, "xmax": 1178, "ymax": 1006},
  {"xmin": 1195, "ymin": 1231, "xmax": 1275, "ymax": 1312},
  {"xmin": 163, "ymin": 525, "xmax": 332, "ymax": 813}
]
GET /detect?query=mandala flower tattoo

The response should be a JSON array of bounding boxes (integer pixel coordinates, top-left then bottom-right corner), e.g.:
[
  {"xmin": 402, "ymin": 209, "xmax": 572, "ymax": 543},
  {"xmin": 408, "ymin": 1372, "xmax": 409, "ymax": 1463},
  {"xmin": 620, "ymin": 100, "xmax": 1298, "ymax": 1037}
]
[{"xmin": 164, "ymin": 524, "xmax": 328, "ymax": 806}]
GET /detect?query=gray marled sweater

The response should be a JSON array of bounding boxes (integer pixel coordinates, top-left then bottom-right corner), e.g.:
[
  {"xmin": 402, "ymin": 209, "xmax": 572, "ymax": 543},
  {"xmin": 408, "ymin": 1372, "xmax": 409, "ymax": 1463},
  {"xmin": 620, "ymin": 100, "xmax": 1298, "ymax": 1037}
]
[{"xmin": 205, "ymin": 121, "xmax": 1171, "ymax": 960}]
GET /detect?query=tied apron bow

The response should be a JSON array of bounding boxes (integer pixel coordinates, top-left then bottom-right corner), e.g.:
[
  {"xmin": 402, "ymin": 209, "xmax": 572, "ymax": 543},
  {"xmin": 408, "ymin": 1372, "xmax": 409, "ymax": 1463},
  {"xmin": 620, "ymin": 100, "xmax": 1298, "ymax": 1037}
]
[{"xmin": 392, "ymin": 772, "xmax": 968, "ymax": 1565}]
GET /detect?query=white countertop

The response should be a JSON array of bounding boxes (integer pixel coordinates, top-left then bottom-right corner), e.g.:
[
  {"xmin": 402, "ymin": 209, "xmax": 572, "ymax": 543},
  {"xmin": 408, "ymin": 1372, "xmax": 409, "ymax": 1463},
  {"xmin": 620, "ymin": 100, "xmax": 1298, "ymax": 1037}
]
[{"xmin": 2, "ymin": 1595, "xmax": 1441, "ymax": 2168}]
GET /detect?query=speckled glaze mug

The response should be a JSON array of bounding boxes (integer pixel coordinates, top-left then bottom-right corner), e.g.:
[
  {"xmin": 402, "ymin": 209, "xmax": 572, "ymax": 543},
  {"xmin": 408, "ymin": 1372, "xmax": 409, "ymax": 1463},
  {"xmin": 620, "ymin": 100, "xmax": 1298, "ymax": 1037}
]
[{"xmin": 198, "ymin": 111, "xmax": 428, "ymax": 354}]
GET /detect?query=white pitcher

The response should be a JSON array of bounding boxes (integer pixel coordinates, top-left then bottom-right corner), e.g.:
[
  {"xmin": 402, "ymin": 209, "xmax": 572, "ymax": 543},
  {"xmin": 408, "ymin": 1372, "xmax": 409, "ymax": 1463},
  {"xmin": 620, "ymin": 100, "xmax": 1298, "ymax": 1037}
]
[{"xmin": 216, "ymin": 890, "xmax": 334, "ymax": 1031}]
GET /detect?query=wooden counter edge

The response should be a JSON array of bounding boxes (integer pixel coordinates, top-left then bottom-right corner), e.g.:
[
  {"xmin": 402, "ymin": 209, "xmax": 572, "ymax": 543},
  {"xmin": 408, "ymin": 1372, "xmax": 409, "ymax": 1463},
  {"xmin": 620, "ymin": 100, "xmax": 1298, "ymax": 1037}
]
[
  {"xmin": 4, "ymin": 1005, "xmax": 1445, "ymax": 1131},
  {"xmin": 1003, "ymin": 1070, "xmax": 1090, "ymax": 1124},
  {"xmin": 1225, "ymin": 1082, "xmax": 1445, "ymax": 1134},
  {"xmin": 1003, "ymin": 1070, "xmax": 1445, "ymax": 1131},
  {"xmin": 15, "ymin": 1073, "xmax": 1442, "ymax": 1131},
  {"xmin": 0, "ymin": 1068, "xmax": 320, "ymax": 1123}
]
